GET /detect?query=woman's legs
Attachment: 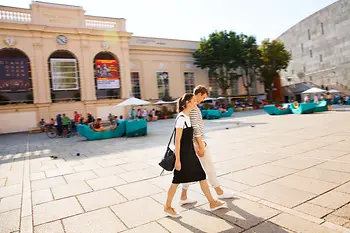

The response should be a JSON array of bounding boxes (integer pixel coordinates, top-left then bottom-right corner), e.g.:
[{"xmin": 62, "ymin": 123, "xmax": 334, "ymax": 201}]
[
  {"xmin": 164, "ymin": 183, "xmax": 179, "ymax": 216},
  {"xmin": 199, "ymin": 180, "xmax": 225, "ymax": 209}
]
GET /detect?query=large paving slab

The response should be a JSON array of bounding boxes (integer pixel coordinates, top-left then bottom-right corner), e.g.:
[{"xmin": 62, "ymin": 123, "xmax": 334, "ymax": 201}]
[
  {"xmin": 1, "ymin": 106, "xmax": 350, "ymax": 232},
  {"xmin": 62, "ymin": 208, "xmax": 127, "ymax": 233}
]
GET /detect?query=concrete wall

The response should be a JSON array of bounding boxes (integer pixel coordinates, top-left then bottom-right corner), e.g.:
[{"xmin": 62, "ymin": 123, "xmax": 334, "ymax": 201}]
[{"xmin": 278, "ymin": 0, "xmax": 350, "ymax": 89}]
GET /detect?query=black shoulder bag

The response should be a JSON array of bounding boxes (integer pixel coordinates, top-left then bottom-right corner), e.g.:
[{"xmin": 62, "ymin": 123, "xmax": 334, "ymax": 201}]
[{"xmin": 158, "ymin": 115, "xmax": 185, "ymax": 175}]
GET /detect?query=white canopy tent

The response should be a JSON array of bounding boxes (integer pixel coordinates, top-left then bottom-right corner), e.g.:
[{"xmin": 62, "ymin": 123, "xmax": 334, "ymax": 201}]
[
  {"xmin": 302, "ymin": 87, "xmax": 326, "ymax": 94},
  {"xmin": 115, "ymin": 97, "xmax": 151, "ymax": 119},
  {"xmin": 116, "ymin": 97, "xmax": 151, "ymax": 107},
  {"xmin": 328, "ymin": 89, "xmax": 340, "ymax": 93},
  {"xmin": 153, "ymin": 100, "xmax": 176, "ymax": 105}
]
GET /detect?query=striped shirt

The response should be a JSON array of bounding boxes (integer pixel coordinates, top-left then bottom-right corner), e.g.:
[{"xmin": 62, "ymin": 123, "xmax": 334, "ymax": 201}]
[{"xmin": 189, "ymin": 105, "xmax": 205, "ymax": 140}]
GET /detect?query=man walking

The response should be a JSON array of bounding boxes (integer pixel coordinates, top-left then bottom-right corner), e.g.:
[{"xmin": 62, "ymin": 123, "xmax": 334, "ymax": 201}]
[{"xmin": 180, "ymin": 85, "xmax": 234, "ymax": 205}]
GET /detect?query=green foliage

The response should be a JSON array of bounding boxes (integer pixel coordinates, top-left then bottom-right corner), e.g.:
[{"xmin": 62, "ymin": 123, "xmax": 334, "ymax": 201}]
[
  {"xmin": 239, "ymin": 35, "xmax": 262, "ymax": 97},
  {"xmin": 194, "ymin": 31, "xmax": 291, "ymax": 101},
  {"xmin": 161, "ymin": 106, "xmax": 169, "ymax": 116},
  {"xmin": 193, "ymin": 31, "xmax": 243, "ymax": 96},
  {"xmin": 203, "ymin": 103, "xmax": 211, "ymax": 110},
  {"xmin": 258, "ymin": 39, "xmax": 291, "ymax": 101}
]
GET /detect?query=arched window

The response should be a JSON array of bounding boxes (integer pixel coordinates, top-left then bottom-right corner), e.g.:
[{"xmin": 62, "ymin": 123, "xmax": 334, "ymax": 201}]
[
  {"xmin": 93, "ymin": 52, "xmax": 121, "ymax": 99},
  {"xmin": 0, "ymin": 48, "xmax": 33, "ymax": 105},
  {"xmin": 48, "ymin": 50, "xmax": 81, "ymax": 103}
]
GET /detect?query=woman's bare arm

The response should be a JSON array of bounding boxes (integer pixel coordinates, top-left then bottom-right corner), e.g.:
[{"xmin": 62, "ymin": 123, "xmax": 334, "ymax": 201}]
[{"xmin": 175, "ymin": 128, "xmax": 183, "ymax": 163}]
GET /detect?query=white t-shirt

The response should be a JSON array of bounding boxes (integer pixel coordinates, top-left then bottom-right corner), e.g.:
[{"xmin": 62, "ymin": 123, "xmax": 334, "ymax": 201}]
[
  {"xmin": 175, "ymin": 112, "xmax": 191, "ymax": 129},
  {"xmin": 142, "ymin": 110, "xmax": 148, "ymax": 117},
  {"xmin": 169, "ymin": 112, "xmax": 191, "ymax": 151}
]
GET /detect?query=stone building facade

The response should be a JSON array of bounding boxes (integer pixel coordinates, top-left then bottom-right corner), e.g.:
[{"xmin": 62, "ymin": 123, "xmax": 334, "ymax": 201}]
[
  {"xmin": 278, "ymin": 0, "xmax": 350, "ymax": 92},
  {"xmin": 0, "ymin": 1, "xmax": 263, "ymax": 133}
]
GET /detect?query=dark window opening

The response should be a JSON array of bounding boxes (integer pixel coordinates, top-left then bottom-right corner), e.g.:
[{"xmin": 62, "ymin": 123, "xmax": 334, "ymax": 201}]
[
  {"xmin": 131, "ymin": 72, "xmax": 141, "ymax": 99},
  {"xmin": 0, "ymin": 48, "xmax": 33, "ymax": 105}
]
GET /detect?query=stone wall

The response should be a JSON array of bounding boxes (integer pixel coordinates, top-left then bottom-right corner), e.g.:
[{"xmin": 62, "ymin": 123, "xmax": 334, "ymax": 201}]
[{"xmin": 278, "ymin": 0, "xmax": 350, "ymax": 90}]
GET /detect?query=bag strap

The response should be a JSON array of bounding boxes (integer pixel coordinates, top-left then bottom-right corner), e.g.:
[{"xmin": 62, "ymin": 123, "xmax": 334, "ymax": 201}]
[
  {"xmin": 160, "ymin": 114, "xmax": 186, "ymax": 176},
  {"xmin": 166, "ymin": 115, "xmax": 185, "ymax": 148}
]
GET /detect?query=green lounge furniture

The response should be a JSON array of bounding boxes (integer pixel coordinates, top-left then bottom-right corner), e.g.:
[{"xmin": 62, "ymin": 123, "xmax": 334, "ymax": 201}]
[
  {"xmin": 264, "ymin": 104, "xmax": 292, "ymax": 115},
  {"xmin": 125, "ymin": 119, "xmax": 147, "ymax": 137},
  {"xmin": 201, "ymin": 110, "xmax": 208, "ymax": 119},
  {"xmin": 206, "ymin": 110, "xmax": 221, "ymax": 120},
  {"xmin": 345, "ymin": 99, "xmax": 350, "ymax": 105},
  {"xmin": 333, "ymin": 97, "xmax": 340, "ymax": 104},
  {"xmin": 314, "ymin": 100, "xmax": 328, "ymax": 112},
  {"xmin": 290, "ymin": 102, "xmax": 316, "ymax": 114},
  {"xmin": 77, "ymin": 121, "xmax": 126, "ymax": 140},
  {"xmin": 221, "ymin": 108, "xmax": 234, "ymax": 117}
]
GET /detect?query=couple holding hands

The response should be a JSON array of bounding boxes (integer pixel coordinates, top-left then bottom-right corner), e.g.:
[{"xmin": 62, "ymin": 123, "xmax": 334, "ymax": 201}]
[{"xmin": 164, "ymin": 85, "xmax": 234, "ymax": 218}]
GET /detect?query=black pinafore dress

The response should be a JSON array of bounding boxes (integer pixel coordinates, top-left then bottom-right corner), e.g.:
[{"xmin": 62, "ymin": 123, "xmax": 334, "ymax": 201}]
[{"xmin": 172, "ymin": 119, "xmax": 206, "ymax": 184}]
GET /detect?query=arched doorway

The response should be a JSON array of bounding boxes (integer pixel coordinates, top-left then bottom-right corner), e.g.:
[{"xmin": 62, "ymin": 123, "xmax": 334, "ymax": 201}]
[
  {"xmin": 93, "ymin": 52, "xmax": 121, "ymax": 99},
  {"xmin": 48, "ymin": 50, "xmax": 81, "ymax": 103},
  {"xmin": 0, "ymin": 48, "xmax": 33, "ymax": 105}
]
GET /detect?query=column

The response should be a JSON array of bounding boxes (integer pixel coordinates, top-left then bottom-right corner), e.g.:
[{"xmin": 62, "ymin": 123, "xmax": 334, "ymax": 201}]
[
  {"xmin": 32, "ymin": 42, "xmax": 50, "ymax": 103},
  {"xmin": 170, "ymin": 61, "xmax": 183, "ymax": 98},
  {"xmin": 120, "ymin": 37, "xmax": 132, "ymax": 99},
  {"xmin": 79, "ymin": 39, "xmax": 96, "ymax": 101}
]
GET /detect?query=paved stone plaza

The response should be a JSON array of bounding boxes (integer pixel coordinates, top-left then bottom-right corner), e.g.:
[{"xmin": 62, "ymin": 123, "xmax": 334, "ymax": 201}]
[{"xmin": 1, "ymin": 107, "xmax": 350, "ymax": 233}]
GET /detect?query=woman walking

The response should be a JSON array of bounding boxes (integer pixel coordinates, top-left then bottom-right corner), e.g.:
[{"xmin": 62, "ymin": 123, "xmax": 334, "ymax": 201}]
[{"xmin": 164, "ymin": 93, "xmax": 226, "ymax": 218}]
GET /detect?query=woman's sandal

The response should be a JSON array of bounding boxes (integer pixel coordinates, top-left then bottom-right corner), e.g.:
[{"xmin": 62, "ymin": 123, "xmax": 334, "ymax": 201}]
[
  {"xmin": 164, "ymin": 207, "xmax": 181, "ymax": 218},
  {"xmin": 210, "ymin": 200, "xmax": 227, "ymax": 211}
]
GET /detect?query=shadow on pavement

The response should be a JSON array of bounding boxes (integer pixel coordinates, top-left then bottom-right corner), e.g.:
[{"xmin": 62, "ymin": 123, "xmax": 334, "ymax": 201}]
[{"xmin": 167, "ymin": 197, "xmax": 289, "ymax": 233}]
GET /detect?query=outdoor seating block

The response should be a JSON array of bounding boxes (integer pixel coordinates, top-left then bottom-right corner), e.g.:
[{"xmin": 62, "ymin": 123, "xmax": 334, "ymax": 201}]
[
  {"xmin": 314, "ymin": 100, "xmax": 328, "ymax": 112},
  {"xmin": 201, "ymin": 110, "xmax": 208, "ymax": 119},
  {"xmin": 125, "ymin": 119, "xmax": 147, "ymax": 137},
  {"xmin": 206, "ymin": 110, "xmax": 221, "ymax": 120},
  {"xmin": 290, "ymin": 102, "xmax": 316, "ymax": 114},
  {"xmin": 77, "ymin": 121, "xmax": 126, "ymax": 140},
  {"xmin": 264, "ymin": 104, "xmax": 292, "ymax": 115},
  {"xmin": 221, "ymin": 108, "xmax": 234, "ymax": 117}
]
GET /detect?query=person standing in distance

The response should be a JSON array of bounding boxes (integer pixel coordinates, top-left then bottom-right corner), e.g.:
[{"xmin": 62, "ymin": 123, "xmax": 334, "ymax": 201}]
[{"xmin": 180, "ymin": 85, "xmax": 234, "ymax": 205}]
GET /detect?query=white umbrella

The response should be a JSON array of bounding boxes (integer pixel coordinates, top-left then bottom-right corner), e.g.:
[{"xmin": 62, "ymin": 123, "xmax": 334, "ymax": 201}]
[
  {"xmin": 116, "ymin": 97, "xmax": 151, "ymax": 107},
  {"xmin": 302, "ymin": 87, "xmax": 326, "ymax": 94},
  {"xmin": 328, "ymin": 89, "xmax": 340, "ymax": 93},
  {"xmin": 204, "ymin": 97, "xmax": 217, "ymax": 101},
  {"xmin": 153, "ymin": 100, "xmax": 172, "ymax": 105}
]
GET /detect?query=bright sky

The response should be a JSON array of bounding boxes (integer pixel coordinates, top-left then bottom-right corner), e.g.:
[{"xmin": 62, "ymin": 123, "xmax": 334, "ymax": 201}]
[{"xmin": 1, "ymin": 0, "xmax": 338, "ymax": 42}]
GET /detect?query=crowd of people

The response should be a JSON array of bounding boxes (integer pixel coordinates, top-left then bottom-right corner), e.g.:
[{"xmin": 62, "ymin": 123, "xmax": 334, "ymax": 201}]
[
  {"xmin": 129, "ymin": 108, "xmax": 158, "ymax": 121},
  {"xmin": 277, "ymin": 92, "xmax": 349, "ymax": 111}
]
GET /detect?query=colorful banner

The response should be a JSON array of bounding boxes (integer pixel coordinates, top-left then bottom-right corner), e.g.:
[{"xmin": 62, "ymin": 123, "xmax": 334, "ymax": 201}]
[
  {"xmin": 95, "ymin": 60, "xmax": 120, "ymax": 89},
  {"xmin": 0, "ymin": 58, "xmax": 30, "ymax": 92},
  {"xmin": 50, "ymin": 58, "xmax": 79, "ymax": 91}
]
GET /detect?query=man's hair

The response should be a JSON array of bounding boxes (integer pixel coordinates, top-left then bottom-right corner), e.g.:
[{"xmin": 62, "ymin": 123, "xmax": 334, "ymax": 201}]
[{"xmin": 193, "ymin": 85, "xmax": 209, "ymax": 96}]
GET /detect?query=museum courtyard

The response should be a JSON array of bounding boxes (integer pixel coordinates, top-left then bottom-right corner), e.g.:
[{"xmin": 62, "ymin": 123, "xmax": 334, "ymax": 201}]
[{"xmin": 1, "ymin": 107, "xmax": 350, "ymax": 233}]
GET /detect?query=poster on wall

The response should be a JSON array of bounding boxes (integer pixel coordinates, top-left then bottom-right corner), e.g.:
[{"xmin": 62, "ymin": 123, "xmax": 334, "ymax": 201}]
[
  {"xmin": 94, "ymin": 60, "xmax": 120, "ymax": 89},
  {"xmin": 0, "ymin": 58, "xmax": 30, "ymax": 92},
  {"xmin": 50, "ymin": 58, "xmax": 79, "ymax": 91}
]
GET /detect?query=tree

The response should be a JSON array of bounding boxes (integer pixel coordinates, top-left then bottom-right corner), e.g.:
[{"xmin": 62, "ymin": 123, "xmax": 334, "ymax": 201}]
[
  {"xmin": 193, "ymin": 31, "xmax": 242, "ymax": 97},
  {"xmin": 258, "ymin": 39, "xmax": 291, "ymax": 101},
  {"xmin": 239, "ymin": 35, "xmax": 261, "ymax": 99}
]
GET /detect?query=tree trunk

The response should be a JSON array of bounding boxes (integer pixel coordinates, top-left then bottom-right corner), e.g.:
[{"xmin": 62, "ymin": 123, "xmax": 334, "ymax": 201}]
[
  {"xmin": 221, "ymin": 88, "xmax": 228, "ymax": 98},
  {"xmin": 268, "ymin": 88, "xmax": 273, "ymax": 102},
  {"xmin": 246, "ymin": 86, "xmax": 251, "ymax": 100}
]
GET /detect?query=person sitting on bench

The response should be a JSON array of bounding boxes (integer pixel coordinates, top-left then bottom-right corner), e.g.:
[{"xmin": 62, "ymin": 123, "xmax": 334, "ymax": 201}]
[
  {"xmin": 110, "ymin": 116, "xmax": 119, "ymax": 130},
  {"xmin": 91, "ymin": 118, "xmax": 107, "ymax": 132}
]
